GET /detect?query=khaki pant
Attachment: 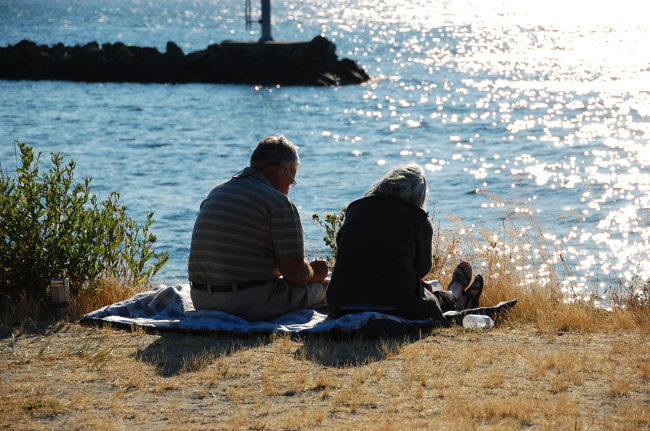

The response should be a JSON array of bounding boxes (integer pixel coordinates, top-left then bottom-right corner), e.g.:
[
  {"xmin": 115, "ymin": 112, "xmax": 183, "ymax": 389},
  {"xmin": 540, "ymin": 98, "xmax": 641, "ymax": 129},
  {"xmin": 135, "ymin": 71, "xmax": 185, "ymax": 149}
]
[{"xmin": 190, "ymin": 279, "xmax": 326, "ymax": 321}]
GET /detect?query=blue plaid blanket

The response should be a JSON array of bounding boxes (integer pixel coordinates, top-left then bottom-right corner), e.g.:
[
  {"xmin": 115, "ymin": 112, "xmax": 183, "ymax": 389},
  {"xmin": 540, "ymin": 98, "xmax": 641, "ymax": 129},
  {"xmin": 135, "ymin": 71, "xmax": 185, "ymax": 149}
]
[{"xmin": 80, "ymin": 284, "xmax": 454, "ymax": 336}]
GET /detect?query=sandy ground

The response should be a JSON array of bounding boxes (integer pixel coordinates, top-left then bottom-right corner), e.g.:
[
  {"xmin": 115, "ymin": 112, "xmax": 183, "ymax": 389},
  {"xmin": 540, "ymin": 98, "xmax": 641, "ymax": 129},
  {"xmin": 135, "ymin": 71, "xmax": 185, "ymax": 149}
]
[{"xmin": 1, "ymin": 322, "xmax": 649, "ymax": 430}]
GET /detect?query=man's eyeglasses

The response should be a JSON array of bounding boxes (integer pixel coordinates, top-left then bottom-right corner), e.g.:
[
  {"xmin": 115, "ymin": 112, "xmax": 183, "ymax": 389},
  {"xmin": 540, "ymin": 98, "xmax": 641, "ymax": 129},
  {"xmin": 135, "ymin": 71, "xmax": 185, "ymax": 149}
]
[{"xmin": 285, "ymin": 167, "xmax": 297, "ymax": 189}]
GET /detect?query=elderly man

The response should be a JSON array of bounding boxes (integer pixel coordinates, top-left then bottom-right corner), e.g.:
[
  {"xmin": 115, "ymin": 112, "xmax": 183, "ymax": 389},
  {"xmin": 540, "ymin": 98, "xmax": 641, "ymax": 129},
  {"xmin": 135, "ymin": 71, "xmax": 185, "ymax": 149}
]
[{"xmin": 188, "ymin": 135, "xmax": 329, "ymax": 321}]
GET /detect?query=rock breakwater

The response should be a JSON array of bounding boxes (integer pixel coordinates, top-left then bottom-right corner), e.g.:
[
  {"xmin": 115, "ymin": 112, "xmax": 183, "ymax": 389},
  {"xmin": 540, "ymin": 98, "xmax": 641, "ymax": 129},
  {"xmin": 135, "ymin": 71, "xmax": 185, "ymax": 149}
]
[{"xmin": 0, "ymin": 36, "xmax": 370, "ymax": 86}]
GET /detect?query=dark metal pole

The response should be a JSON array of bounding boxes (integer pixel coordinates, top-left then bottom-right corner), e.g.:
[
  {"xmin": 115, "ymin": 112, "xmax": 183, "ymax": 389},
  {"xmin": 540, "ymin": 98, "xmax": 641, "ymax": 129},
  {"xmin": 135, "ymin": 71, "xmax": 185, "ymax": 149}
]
[{"xmin": 260, "ymin": 0, "xmax": 273, "ymax": 42}]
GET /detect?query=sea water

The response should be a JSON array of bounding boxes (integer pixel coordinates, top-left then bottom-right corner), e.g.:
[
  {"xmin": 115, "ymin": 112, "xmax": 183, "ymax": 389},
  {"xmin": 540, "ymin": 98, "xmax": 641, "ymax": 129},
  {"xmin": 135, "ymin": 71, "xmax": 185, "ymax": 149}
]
[{"xmin": 1, "ymin": 0, "xmax": 649, "ymax": 302}]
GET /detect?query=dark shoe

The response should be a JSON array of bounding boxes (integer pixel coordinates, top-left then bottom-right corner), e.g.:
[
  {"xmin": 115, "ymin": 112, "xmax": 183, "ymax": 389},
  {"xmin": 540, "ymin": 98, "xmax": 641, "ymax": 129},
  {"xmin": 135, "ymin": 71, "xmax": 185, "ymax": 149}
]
[
  {"xmin": 450, "ymin": 261, "xmax": 472, "ymax": 289},
  {"xmin": 463, "ymin": 274, "xmax": 483, "ymax": 310}
]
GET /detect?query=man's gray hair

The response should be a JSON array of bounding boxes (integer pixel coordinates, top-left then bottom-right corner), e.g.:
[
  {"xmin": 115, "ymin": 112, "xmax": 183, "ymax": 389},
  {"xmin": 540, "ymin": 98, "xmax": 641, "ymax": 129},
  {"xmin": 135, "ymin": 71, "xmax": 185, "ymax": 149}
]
[
  {"xmin": 250, "ymin": 135, "xmax": 301, "ymax": 170},
  {"xmin": 365, "ymin": 163, "xmax": 428, "ymax": 208}
]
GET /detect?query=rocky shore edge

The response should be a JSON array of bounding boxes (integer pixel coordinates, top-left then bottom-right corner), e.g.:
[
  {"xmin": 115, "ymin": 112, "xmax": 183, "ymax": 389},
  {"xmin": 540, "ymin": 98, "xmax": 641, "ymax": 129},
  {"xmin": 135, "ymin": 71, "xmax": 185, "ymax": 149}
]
[{"xmin": 0, "ymin": 36, "xmax": 370, "ymax": 86}]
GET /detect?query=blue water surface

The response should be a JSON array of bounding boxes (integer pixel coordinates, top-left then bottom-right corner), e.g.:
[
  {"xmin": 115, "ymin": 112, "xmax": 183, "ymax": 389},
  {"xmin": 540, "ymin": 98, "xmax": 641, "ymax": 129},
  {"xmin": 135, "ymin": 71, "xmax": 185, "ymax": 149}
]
[{"xmin": 2, "ymin": 0, "xmax": 649, "ymax": 297}]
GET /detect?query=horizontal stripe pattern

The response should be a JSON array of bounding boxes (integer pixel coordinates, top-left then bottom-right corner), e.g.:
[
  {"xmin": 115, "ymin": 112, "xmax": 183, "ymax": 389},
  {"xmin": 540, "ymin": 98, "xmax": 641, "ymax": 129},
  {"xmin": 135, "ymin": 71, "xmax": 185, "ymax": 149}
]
[{"xmin": 188, "ymin": 167, "xmax": 305, "ymax": 285}]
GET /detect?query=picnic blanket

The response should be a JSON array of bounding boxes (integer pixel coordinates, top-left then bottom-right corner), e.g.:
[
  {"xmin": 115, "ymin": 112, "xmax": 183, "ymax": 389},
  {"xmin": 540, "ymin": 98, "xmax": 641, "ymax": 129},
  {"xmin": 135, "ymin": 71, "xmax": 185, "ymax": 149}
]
[{"xmin": 80, "ymin": 284, "xmax": 517, "ymax": 337}]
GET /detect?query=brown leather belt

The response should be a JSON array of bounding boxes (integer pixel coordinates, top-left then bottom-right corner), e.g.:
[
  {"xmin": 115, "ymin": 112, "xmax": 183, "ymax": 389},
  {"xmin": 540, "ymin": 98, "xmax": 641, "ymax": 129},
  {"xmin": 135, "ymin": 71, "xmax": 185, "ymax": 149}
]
[{"xmin": 190, "ymin": 279, "xmax": 271, "ymax": 293}]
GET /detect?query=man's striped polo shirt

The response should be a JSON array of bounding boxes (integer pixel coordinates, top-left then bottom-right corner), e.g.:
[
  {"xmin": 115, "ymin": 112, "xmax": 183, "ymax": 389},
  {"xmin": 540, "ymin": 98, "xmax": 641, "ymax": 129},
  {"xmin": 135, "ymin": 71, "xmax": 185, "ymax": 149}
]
[{"xmin": 188, "ymin": 167, "xmax": 305, "ymax": 285}]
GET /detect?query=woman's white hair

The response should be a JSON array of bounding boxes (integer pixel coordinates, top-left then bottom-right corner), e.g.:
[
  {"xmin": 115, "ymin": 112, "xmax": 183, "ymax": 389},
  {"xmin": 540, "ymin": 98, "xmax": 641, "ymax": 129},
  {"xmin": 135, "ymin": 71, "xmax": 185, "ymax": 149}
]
[{"xmin": 365, "ymin": 163, "xmax": 428, "ymax": 208}]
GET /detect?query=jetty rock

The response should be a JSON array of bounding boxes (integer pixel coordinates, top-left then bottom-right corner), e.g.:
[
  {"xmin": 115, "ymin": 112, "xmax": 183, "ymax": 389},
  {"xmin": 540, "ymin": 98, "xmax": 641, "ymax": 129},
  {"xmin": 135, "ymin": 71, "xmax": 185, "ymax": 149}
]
[{"xmin": 0, "ymin": 36, "xmax": 370, "ymax": 86}]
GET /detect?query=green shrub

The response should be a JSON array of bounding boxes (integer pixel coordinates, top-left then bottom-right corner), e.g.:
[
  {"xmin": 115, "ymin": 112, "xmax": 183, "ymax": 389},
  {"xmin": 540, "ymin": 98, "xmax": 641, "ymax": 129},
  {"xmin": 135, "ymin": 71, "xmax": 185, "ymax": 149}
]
[
  {"xmin": 312, "ymin": 209, "xmax": 346, "ymax": 266},
  {"xmin": 0, "ymin": 141, "xmax": 169, "ymax": 302}
]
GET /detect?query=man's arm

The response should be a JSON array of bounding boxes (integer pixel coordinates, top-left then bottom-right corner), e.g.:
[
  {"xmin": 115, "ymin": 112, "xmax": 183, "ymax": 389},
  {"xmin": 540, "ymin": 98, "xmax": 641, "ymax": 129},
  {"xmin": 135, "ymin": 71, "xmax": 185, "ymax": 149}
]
[{"xmin": 277, "ymin": 258, "xmax": 328, "ymax": 286}]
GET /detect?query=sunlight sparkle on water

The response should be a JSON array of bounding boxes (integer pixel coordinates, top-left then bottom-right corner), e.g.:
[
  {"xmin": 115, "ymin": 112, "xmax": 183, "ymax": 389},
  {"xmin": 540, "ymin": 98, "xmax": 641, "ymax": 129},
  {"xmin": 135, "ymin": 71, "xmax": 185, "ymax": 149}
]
[{"xmin": 354, "ymin": 0, "xmax": 650, "ymax": 295}]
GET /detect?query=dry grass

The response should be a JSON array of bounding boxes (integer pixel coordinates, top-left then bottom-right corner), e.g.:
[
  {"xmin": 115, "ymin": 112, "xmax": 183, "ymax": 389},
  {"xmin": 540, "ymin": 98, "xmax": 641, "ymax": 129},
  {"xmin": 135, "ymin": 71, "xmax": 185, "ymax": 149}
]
[
  {"xmin": 68, "ymin": 279, "xmax": 148, "ymax": 320},
  {"xmin": 2, "ymin": 324, "xmax": 649, "ymax": 430},
  {"xmin": 0, "ymin": 278, "xmax": 148, "ymax": 332},
  {"xmin": 2, "ymin": 204, "xmax": 650, "ymax": 429},
  {"xmin": 425, "ymin": 204, "xmax": 650, "ymax": 335}
]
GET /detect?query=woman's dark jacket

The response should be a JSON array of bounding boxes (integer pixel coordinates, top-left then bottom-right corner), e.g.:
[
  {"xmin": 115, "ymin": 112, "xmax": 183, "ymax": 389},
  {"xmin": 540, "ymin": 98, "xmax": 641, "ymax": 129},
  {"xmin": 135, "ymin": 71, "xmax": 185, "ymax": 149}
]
[{"xmin": 326, "ymin": 194, "xmax": 444, "ymax": 320}]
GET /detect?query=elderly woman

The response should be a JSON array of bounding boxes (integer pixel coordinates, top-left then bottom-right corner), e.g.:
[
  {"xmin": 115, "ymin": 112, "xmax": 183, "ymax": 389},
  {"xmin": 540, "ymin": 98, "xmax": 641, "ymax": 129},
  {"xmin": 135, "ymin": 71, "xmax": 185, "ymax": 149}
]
[{"xmin": 326, "ymin": 163, "xmax": 483, "ymax": 320}]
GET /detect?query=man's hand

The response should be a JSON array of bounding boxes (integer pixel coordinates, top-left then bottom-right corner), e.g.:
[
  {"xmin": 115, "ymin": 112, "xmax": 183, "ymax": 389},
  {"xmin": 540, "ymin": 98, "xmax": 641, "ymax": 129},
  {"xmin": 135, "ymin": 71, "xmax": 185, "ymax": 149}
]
[
  {"xmin": 309, "ymin": 260, "xmax": 329, "ymax": 282},
  {"xmin": 277, "ymin": 258, "xmax": 329, "ymax": 286}
]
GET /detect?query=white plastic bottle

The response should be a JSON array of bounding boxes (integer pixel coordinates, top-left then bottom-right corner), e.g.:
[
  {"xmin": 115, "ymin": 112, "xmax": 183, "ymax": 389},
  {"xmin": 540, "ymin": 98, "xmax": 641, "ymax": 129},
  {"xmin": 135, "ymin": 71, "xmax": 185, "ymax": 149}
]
[{"xmin": 462, "ymin": 314, "xmax": 494, "ymax": 330}]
